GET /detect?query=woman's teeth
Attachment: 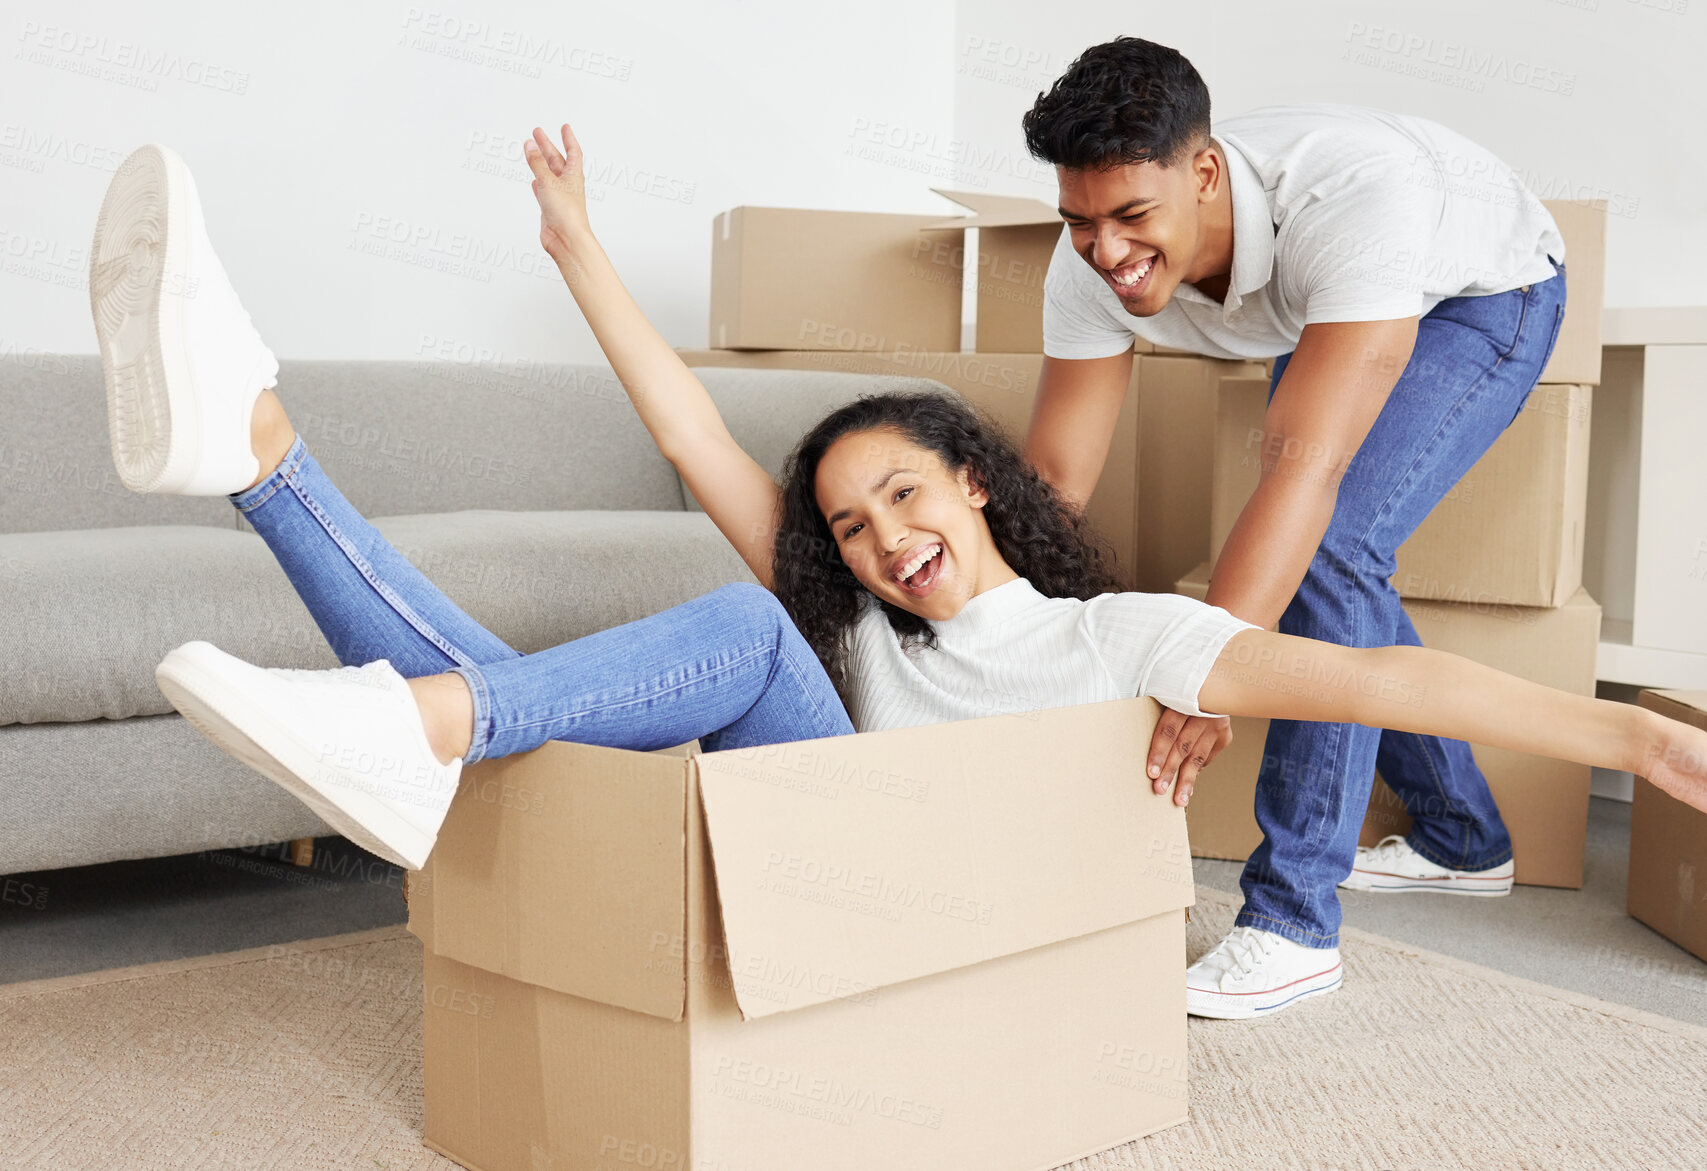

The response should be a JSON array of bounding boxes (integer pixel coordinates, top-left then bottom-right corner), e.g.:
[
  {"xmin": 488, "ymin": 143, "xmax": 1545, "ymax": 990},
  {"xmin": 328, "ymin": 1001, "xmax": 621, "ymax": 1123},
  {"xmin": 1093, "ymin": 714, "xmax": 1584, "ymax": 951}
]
[
  {"xmin": 1112, "ymin": 257, "xmax": 1153, "ymax": 287},
  {"xmin": 895, "ymin": 544, "xmax": 941, "ymax": 583}
]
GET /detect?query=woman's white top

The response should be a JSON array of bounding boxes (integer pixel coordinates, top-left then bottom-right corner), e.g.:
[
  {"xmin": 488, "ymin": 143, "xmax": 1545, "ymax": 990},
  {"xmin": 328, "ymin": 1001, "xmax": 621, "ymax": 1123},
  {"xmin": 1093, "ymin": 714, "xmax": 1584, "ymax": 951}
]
[{"xmin": 844, "ymin": 577, "xmax": 1262, "ymax": 733}]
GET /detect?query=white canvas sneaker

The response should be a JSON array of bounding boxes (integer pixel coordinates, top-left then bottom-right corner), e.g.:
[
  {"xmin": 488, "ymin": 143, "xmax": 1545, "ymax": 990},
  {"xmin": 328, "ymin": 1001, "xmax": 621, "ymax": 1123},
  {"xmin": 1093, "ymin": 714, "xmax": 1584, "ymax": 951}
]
[
  {"xmin": 89, "ymin": 143, "xmax": 279, "ymax": 495},
  {"xmin": 1339, "ymin": 834, "xmax": 1514, "ymax": 896},
  {"xmin": 155, "ymin": 640, "xmax": 462, "ymax": 870},
  {"xmin": 1185, "ymin": 926, "xmax": 1343, "ymax": 1019}
]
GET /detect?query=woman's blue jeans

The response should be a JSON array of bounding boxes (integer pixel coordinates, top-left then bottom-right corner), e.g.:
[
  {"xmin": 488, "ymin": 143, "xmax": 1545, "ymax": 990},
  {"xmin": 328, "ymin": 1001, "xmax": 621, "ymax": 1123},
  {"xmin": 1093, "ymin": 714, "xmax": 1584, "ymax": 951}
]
[
  {"xmin": 228, "ymin": 435, "xmax": 854, "ymax": 764},
  {"xmin": 1236, "ymin": 259, "xmax": 1568, "ymax": 950}
]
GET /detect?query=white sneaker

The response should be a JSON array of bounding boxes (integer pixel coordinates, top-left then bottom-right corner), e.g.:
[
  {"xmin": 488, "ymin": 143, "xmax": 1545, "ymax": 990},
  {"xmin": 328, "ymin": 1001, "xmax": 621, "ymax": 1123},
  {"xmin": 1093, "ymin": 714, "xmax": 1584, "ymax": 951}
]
[
  {"xmin": 1339, "ymin": 834, "xmax": 1514, "ymax": 896},
  {"xmin": 89, "ymin": 143, "xmax": 279, "ymax": 495},
  {"xmin": 155, "ymin": 640, "xmax": 461, "ymax": 870},
  {"xmin": 1185, "ymin": 926, "xmax": 1342, "ymax": 1019}
]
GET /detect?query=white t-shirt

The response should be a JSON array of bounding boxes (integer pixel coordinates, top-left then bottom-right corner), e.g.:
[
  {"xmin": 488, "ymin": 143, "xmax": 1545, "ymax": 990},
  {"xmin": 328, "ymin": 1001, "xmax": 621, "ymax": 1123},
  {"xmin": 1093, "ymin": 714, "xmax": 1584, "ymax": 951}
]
[
  {"xmin": 843, "ymin": 577, "xmax": 1261, "ymax": 733},
  {"xmin": 1042, "ymin": 102, "xmax": 1566, "ymax": 362}
]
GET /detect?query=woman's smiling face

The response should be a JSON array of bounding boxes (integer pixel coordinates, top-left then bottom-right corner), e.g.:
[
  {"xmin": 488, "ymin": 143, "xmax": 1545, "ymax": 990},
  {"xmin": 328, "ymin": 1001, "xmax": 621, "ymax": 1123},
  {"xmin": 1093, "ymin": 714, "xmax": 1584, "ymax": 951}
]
[{"xmin": 813, "ymin": 426, "xmax": 1000, "ymax": 621}]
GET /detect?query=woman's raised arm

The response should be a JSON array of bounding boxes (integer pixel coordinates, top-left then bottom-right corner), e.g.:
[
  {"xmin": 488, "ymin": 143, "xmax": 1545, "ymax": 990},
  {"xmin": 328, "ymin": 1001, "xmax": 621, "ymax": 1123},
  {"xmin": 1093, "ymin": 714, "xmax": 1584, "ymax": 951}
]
[{"xmin": 522, "ymin": 123, "xmax": 781, "ymax": 588}]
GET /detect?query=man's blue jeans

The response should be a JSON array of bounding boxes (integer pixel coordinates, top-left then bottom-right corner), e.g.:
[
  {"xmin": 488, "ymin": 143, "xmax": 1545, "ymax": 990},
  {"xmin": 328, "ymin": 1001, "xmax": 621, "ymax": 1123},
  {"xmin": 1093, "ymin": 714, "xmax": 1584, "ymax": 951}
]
[
  {"xmin": 1236, "ymin": 259, "xmax": 1568, "ymax": 949},
  {"xmin": 229, "ymin": 434, "xmax": 855, "ymax": 764}
]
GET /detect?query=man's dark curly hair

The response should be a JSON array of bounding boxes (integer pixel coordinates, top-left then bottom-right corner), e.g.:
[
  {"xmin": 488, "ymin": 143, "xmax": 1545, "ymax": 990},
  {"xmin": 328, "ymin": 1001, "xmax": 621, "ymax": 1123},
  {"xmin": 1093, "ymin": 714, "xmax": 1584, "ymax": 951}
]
[
  {"xmin": 1021, "ymin": 36, "xmax": 1211, "ymax": 170},
  {"xmin": 770, "ymin": 391, "xmax": 1123, "ymax": 696}
]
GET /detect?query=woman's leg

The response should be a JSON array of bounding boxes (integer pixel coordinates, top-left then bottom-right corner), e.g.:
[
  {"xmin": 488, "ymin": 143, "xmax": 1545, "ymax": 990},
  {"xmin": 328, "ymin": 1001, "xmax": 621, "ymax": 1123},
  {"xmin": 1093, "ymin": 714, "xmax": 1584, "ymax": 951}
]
[
  {"xmin": 230, "ymin": 397, "xmax": 523, "ymax": 681},
  {"xmin": 229, "ymin": 394, "xmax": 852, "ymax": 765},
  {"xmin": 454, "ymin": 581, "xmax": 855, "ymax": 763}
]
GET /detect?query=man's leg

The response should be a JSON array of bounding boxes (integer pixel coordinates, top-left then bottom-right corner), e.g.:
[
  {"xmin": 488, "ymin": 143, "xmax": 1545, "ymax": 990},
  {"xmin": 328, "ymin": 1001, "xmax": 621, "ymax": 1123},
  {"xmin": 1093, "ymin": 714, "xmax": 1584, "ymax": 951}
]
[
  {"xmin": 1236, "ymin": 261, "xmax": 1568, "ymax": 947},
  {"xmin": 1368, "ymin": 262, "xmax": 1568, "ymax": 875}
]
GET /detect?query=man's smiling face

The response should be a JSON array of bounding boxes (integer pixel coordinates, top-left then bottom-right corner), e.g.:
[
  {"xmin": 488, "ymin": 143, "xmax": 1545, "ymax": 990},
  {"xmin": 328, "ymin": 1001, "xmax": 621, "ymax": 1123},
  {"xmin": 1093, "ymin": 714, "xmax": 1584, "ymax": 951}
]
[{"xmin": 1056, "ymin": 144, "xmax": 1221, "ymax": 317}]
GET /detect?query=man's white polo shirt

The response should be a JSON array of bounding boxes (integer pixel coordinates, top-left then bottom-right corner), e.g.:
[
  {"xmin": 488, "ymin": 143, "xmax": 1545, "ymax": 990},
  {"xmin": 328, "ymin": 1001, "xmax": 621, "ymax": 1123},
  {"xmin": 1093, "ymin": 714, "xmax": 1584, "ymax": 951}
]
[{"xmin": 1040, "ymin": 102, "xmax": 1565, "ymax": 362}]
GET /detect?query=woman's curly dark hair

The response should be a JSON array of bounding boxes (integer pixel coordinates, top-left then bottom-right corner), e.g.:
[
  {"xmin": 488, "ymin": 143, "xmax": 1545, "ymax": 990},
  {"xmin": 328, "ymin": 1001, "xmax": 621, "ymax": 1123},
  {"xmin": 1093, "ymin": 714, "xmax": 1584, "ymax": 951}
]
[
  {"xmin": 770, "ymin": 390, "xmax": 1124, "ymax": 696},
  {"xmin": 1021, "ymin": 36, "xmax": 1211, "ymax": 171}
]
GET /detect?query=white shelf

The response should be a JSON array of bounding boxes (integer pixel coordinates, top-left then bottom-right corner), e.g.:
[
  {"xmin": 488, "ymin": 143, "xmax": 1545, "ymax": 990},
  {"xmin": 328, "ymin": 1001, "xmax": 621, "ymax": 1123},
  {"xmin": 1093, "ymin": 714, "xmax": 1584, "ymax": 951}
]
[
  {"xmin": 1601, "ymin": 307, "xmax": 1707, "ymax": 346},
  {"xmin": 1597, "ymin": 619, "xmax": 1707, "ymax": 689}
]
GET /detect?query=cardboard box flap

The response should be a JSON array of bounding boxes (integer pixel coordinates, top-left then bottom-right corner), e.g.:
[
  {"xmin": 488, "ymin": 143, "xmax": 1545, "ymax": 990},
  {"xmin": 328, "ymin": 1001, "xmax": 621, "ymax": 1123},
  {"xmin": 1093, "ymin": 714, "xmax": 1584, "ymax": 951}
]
[
  {"xmin": 694, "ymin": 697, "xmax": 1193, "ymax": 1021},
  {"xmin": 921, "ymin": 187, "xmax": 1061, "ymax": 231},
  {"xmin": 1644, "ymin": 689, "xmax": 1707, "ymax": 721},
  {"xmin": 409, "ymin": 740, "xmax": 690, "ymax": 1022}
]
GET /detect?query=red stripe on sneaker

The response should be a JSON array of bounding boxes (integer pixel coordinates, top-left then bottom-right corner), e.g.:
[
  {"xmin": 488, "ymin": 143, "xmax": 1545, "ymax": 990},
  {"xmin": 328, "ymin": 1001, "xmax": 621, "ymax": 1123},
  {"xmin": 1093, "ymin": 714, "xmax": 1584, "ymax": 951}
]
[
  {"xmin": 1186, "ymin": 961, "xmax": 1342, "ymax": 997},
  {"xmin": 1353, "ymin": 868, "xmax": 1509, "ymax": 881}
]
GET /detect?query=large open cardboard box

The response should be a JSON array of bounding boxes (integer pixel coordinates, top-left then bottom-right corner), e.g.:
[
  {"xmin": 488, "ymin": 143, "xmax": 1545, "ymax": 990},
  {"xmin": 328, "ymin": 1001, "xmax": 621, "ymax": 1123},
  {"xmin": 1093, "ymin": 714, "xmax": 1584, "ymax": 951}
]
[
  {"xmin": 918, "ymin": 188, "xmax": 1071, "ymax": 355},
  {"xmin": 1174, "ymin": 562, "xmax": 1598, "ymax": 888},
  {"xmin": 408, "ymin": 697, "xmax": 1195, "ymax": 1171},
  {"xmin": 1629, "ymin": 689, "xmax": 1707, "ymax": 962},
  {"xmin": 1211, "ymin": 376, "xmax": 1591, "ymax": 609}
]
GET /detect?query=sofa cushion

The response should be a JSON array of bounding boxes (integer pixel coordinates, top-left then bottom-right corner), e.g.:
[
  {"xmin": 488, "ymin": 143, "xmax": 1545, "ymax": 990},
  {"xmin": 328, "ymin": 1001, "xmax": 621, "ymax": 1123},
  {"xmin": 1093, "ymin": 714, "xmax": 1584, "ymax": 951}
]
[
  {"xmin": 0, "ymin": 354, "xmax": 239, "ymax": 535},
  {"xmin": 271, "ymin": 360, "xmax": 688, "ymax": 517},
  {"xmin": 0, "ymin": 712, "xmax": 334, "ymax": 876},
  {"xmin": 0, "ymin": 357, "xmax": 687, "ymax": 535},
  {"xmin": 1, "ymin": 511, "xmax": 756, "ymax": 726}
]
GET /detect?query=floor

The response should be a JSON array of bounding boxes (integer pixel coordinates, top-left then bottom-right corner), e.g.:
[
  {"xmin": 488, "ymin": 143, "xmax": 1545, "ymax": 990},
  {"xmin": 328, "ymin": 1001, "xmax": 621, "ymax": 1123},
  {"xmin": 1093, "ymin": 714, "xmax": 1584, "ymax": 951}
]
[
  {"xmin": 1193, "ymin": 797, "xmax": 1707, "ymax": 1027},
  {"xmin": 4, "ymin": 798, "xmax": 1705, "ymax": 1028}
]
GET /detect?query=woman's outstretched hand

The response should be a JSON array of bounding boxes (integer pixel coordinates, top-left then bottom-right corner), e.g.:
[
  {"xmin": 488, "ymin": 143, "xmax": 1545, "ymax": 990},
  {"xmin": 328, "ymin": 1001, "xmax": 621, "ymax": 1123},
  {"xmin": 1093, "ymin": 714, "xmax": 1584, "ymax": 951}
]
[
  {"xmin": 1641, "ymin": 717, "xmax": 1707, "ymax": 816},
  {"xmin": 523, "ymin": 123, "xmax": 590, "ymax": 264}
]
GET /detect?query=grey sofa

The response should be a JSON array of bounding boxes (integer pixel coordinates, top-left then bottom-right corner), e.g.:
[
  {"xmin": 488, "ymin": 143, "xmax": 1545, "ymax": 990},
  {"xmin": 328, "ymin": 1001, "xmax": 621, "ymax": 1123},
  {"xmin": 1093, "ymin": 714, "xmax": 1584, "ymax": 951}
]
[{"xmin": 0, "ymin": 356, "xmax": 944, "ymax": 876}]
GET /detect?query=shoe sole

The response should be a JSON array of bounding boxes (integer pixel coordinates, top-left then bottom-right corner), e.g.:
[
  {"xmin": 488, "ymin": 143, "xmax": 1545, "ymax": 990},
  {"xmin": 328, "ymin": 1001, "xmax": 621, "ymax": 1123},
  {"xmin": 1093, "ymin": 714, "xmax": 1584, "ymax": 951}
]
[
  {"xmin": 155, "ymin": 641, "xmax": 437, "ymax": 870},
  {"xmin": 90, "ymin": 144, "xmax": 183, "ymax": 493},
  {"xmin": 1339, "ymin": 873, "xmax": 1513, "ymax": 896},
  {"xmin": 1186, "ymin": 966, "xmax": 1344, "ymax": 1021},
  {"xmin": 90, "ymin": 145, "xmax": 257, "ymax": 496}
]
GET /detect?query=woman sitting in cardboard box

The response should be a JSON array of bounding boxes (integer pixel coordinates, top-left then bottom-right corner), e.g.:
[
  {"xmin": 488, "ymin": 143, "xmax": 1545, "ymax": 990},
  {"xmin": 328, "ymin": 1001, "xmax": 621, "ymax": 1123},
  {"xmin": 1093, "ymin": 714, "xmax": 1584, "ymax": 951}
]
[{"xmin": 85, "ymin": 129, "xmax": 1707, "ymax": 1025}]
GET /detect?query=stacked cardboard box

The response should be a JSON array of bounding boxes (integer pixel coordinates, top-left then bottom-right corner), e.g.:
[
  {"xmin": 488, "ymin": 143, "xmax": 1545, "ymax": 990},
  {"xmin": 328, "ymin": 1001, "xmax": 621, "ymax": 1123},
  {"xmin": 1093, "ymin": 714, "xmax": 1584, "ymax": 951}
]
[
  {"xmin": 708, "ymin": 194, "xmax": 1169, "ymax": 356},
  {"xmin": 1210, "ymin": 377, "xmax": 1592, "ymax": 608},
  {"xmin": 408, "ymin": 699, "xmax": 1196, "ymax": 1171},
  {"xmin": 1537, "ymin": 199, "xmax": 1607, "ymax": 386},
  {"xmin": 708, "ymin": 206, "xmax": 963, "ymax": 352},
  {"xmin": 1628, "ymin": 690, "xmax": 1707, "ymax": 961}
]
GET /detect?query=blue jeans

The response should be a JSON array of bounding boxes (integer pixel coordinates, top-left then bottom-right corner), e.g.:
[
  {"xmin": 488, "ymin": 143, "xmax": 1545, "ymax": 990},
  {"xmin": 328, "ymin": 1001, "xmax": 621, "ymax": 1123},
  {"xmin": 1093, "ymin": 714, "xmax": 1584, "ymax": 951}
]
[
  {"xmin": 1236, "ymin": 259, "xmax": 1568, "ymax": 949},
  {"xmin": 228, "ymin": 434, "xmax": 854, "ymax": 764}
]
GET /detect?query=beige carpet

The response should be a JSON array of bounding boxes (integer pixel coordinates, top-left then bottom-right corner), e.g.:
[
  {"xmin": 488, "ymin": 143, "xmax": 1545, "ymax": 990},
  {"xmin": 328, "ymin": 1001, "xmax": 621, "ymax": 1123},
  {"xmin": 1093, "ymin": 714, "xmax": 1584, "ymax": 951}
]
[{"xmin": 3, "ymin": 888, "xmax": 1705, "ymax": 1170}]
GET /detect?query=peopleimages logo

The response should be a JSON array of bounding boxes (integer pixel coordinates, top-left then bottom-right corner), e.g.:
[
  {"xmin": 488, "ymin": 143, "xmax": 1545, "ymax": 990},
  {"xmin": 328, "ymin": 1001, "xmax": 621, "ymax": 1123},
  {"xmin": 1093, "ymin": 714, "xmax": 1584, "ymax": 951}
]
[
  {"xmin": 347, "ymin": 210, "xmax": 558, "ymax": 282},
  {"xmin": 845, "ymin": 117, "xmax": 1052, "ymax": 187},
  {"xmin": 0, "ymin": 124, "xmax": 127, "ymax": 173},
  {"xmin": 709, "ymin": 1056, "xmax": 946, "ymax": 1129},
  {"xmin": 1342, "ymin": 24, "xmax": 1577, "ymax": 96},
  {"xmin": 14, "ymin": 22, "xmax": 252, "ymax": 94},
  {"xmin": 398, "ymin": 8, "xmax": 633, "ymax": 81}
]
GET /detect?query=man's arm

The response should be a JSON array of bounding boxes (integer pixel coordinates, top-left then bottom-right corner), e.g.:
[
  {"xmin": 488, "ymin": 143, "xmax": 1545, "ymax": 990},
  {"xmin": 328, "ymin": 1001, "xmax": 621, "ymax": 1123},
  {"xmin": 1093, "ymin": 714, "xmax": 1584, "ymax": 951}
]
[
  {"xmin": 1204, "ymin": 316, "xmax": 1420, "ymax": 627},
  {"xmin": 1020, "ymin": 349, "xmax": 1135, "ymax": 511}
]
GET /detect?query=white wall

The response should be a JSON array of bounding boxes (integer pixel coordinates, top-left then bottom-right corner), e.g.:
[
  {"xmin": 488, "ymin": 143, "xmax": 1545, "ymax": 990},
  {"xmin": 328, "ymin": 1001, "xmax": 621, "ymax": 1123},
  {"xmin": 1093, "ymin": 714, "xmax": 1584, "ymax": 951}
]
[
  {"xmin": 953, "ymin": 0, "xmax": 1705, "ymax": 311},
  {"xmin": 2, "ymin": 0, "xmax": 958, "ymax": 362},
  {"xmin": 7, "ymin": 1, "xmax": 1699, "ymax": 366}
]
